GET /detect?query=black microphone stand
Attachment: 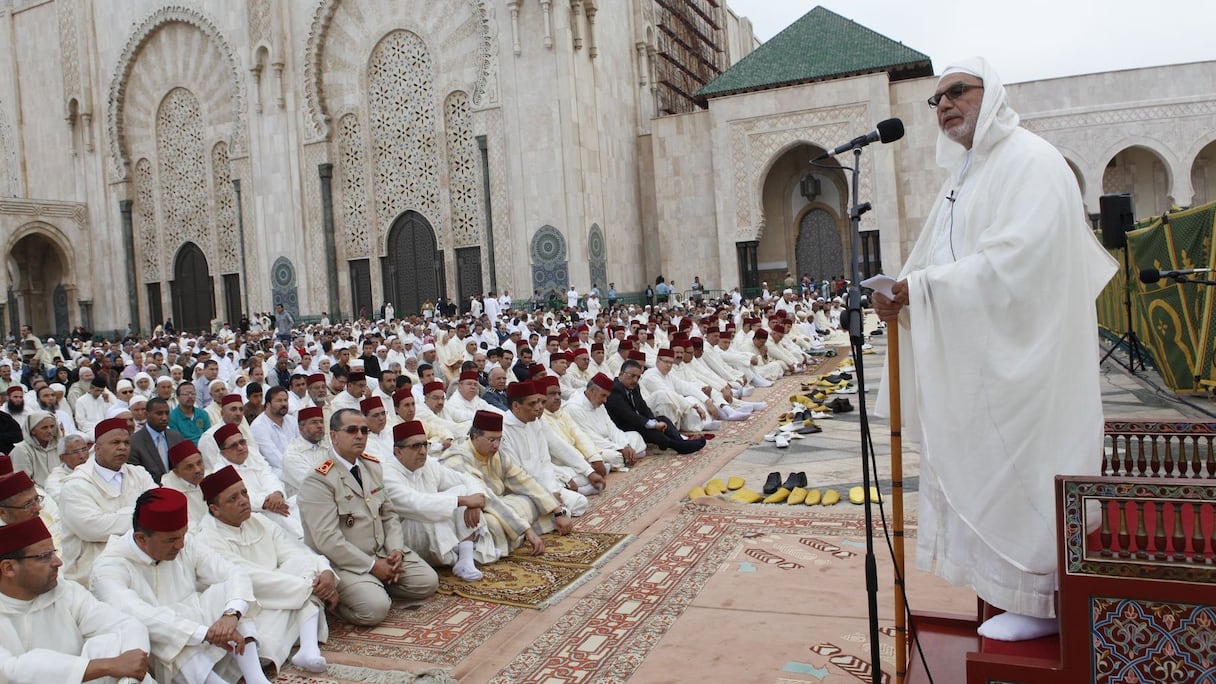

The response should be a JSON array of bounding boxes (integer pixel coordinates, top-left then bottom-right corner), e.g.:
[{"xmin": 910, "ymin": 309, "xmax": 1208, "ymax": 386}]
[
  {"xmin": 843, "ymin": 145, "xmax": 883, "ymax": 684},
  {"xmin": 1099, "ymin": 245, "xmax": 1145, "ymax": 372},
  {"xmin": 1158, "ymin": 274, "xmax": 1216, "ymax": 287}
]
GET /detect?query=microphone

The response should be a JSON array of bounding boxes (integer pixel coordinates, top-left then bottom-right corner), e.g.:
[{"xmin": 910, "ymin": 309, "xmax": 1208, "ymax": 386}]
[
  {"xmin": 813, "ymin": 118, "xmax": 905, "ymax": 160},
  {"xmin": 1139, "ymin": 267, "xmax": 1210, "ymax": 284}
]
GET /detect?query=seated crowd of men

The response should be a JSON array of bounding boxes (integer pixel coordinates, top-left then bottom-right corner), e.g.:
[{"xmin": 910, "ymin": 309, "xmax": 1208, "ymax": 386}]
[{"xmin": 0, "ymin": 292, "xmax": 839, "ymax": 682}]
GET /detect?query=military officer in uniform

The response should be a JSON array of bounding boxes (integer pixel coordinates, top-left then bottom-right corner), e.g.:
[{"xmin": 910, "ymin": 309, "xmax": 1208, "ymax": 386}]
[{"xmin": 297, "ymin": 408, "xmax": 437, "ymax": 626}]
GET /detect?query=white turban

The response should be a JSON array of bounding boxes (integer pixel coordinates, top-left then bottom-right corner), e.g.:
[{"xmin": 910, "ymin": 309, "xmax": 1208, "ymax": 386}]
[{"xmin": 935, "ymin": 56, "xmax": 1019, "ymax": 171}]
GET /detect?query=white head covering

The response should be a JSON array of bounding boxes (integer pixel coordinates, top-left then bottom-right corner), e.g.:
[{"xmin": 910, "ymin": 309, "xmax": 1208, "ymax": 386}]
[{"xmin": 935, "ymin": 57, "xmax": 1020, "ymax": 172}]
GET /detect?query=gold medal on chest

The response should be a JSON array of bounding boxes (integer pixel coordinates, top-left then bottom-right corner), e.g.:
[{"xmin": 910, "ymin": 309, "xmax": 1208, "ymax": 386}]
[{"xmin": 345, "ymin": 514, "xmax": 355, "ymax": 528}]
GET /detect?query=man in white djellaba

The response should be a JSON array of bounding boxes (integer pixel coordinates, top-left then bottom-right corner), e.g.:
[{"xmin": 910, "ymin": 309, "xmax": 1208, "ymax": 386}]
[
  {"xmin": 874, "ymin": 57, "xmax": 1116, "ymax": 642},
  {"xmin": 0, "ymin": 517, "xmax": 154, "ymax": 683}
]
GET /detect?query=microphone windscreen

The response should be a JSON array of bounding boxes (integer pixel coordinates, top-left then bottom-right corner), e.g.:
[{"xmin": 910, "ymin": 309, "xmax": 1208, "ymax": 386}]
[
  {"xmin": 877, "ymin": 118, "xmax": 905, "ymax": 143},
  {"xmin": 1139, "ymin": 268, "xmax": 1161, "ymax": 284}
]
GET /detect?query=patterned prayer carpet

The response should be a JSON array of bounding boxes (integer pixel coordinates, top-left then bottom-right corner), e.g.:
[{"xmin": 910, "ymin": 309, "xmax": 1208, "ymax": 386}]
[
  {"xmin": 277, "ymin": 663, "xmax": 457, "ymax": 683},
  {"xmin": 434, "ymin": 531, "xmax": 631, "ymax": 608},
  {"xmin": 487, "ymin": 500, "xmax": 972, "ymax": 684}
]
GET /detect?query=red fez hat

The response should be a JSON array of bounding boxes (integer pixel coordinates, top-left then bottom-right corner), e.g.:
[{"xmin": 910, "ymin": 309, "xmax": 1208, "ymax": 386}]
[
  {"xmin": 577, "ymin": 325, "xmax": 589, "ymax": 333},
  {"xmin": 392, "ymin": 420, "xmax": 426, "ymax": 443},
  {"xmin": 472, "ymin": 410, "xmax": 503, "ymax": 431},
  {"xmin": 0, "ymin": 471, "xmax": 35, "ymax": 501},
  {"xmin": 628, "ymin": 350, "xmax": 647, "ymax": 363},
  {"xmin": 529, "ymin": 364, "xmax": 547, "ymax": 379},
  {"xmin": 572, "ymin": 348, "xmax": 588, "ymax": 358},
  {"xmin": 590, "ymin": 342, "xmax": 604, "ymax": 352},
  {"xmin": 690, "ymin": 337, "xmax": 704, "ymax": 348},
  {"xmin": 678, "ymin": 318, "xmax": 693, "ymax": 330},
  {"xmin": 0, "ymin": 517, "xmax": 51, "ymax": 556},
  {"xmin": 214, "ymin": 422, "xmax": 242, "ymax": 449},
  {"xmin": 721, "ymin": 331, "xmax": 734, "ymax": 341},
  {"xmin": 307, "ymin": 373, "xmax": 326, "ymax": 385},
  {"xmin": 536, "ymin": 375, "xmax": 560, "ymax": 392},
  {"xmin": 619, "ymin": 340, "xmax": 634, "ymax": 351},
  {"xmin": 392, "ymin": 388, "xmax": 412, "ymax": 405},
  {"xmin": 774, "ymin": 310, "xmax": 788, "ymax": 318},
  {"xmin": 136, "ymin": 487, "xmax": 190, "ymax": 532},
  {"xmin": 348, "ymin": 371, "xmax": 366, "ymax": 383},
  {"xmin": 771, "ymin": 324, "xmax": 786, "ymax": 334},
  {"xmin": 459, "ymin": 370, "xmax": 479, "ymax": 383},
  {"xmin": 423, "ymin": 381, "xmax": 445, "ymax": 396},
  {"xmin": 200, "ymin": 466, "xmax": 243, "ymax": 503},
  {"xmin": 298, "ymin": 406, "xmax": 323, "ymax": 422},
  {"xmin": 506, "ymin": 380, "xmax": 537, "ymax": 399},
  {"xmin": 5, "ymin": 386, "xmax": 21, "ymax": 395},
  {"xmin": 360, "ymin": 396, "xmax": 383, "ymax": 414},
  {"xmin": 753, "ymin": 328, "xmax": 769, "ymax": 340},
  {"xmin": 657, "ymin": 348, "xmax": 675, "ymax": 359},
  {"xmin": 0, "ymin": 455, "xmax": 12, "ymax": 476},
  {"xmin": 221, "ymin": 393, "xmax": 243, "ymax": 406},
  {"xmin": 95, "ymin": 417, "xmax": 131, "ymax": 441},
  {"xmin": 591, "ymin": 373, "xmax": 614, "ymax": 391},
  {"xmin": 168, "ymin": 440, "xmax": 200, "ymax": 468},
  {"xmin": 671, "ymin": 333, "xmax": 688, "ymax": 344}
]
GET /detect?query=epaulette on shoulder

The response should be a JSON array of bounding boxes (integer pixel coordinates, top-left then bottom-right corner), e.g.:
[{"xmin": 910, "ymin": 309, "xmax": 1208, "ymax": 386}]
[
  {"xmin": 315, "ymin": 459, "xmax": 334, "ymax": 475},
  {"xmin": 360, "ymin": 453, "xmax": 381, "ymax": 464}
]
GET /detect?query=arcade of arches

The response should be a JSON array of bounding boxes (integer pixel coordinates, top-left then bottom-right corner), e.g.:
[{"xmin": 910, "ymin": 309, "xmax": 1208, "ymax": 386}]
[{"xmin": 6, "ymin": 232, "xmax": 73, "ymax": 338}]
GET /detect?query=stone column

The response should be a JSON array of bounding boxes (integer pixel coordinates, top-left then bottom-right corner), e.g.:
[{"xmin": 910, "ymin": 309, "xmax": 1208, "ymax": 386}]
[
  {"xmin": 118, "ymin": 200, "xmax": 140, "ymax": 333},
  {"xmin": 318, "ymin": 163, "xmax": 340, "ymax": 317}
]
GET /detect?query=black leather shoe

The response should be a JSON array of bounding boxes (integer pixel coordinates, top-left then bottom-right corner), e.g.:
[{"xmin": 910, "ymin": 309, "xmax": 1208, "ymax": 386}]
[
  {"xmin": 763, "ymin": 472, "xmax": 782, "ymax": 495},
  {"xmin": 673, "ymin": 438, "xmax": 706, "ymax": 455},
  {"xmin": 839, "ymin": 372, "xmax": 853, "ymax": 380},
  {"xmin": 827, "ymin": 397, "xmax": 853, "ymax": 413},
  {"xmin": 781, "ymin": 472, "xmax": 807, "ymax": 490}
]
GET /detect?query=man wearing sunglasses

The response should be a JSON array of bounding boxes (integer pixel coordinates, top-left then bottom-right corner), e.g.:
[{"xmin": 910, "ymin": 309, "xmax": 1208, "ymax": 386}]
[
  {"xmin": 297, "ymin": 409, "xmax": 437, "ymax": 626},
  {"xmin": 873, "ymin": 58, "xmax": 1116, "ymax": 642}
]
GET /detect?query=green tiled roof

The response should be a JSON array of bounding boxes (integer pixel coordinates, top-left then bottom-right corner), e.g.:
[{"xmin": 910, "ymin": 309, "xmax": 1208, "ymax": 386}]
[{"xmin": 696, "ymin": 6, "xmax": 932, "ymax": 102}]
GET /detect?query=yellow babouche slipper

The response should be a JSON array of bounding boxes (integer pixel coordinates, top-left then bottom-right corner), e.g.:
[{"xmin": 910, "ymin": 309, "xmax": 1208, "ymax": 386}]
[
  {"xmin": 730, "ymin": 488, "xmax": 763, "ymax": 504},
  {"xmin": 763, "ymin": 487, "xmax": 791, "ymax": 504},
  {"xmin": 704, "ymin": 479, "xmax": 727, "ymax": 496},
  {"xmin": 787, "ymin": 486, "xmax": 808, "ymax": 505},
  {"xmin": 803, "ymin": 489, "xmax": 822, "ymax": 506},
  {"xmin": 727, "ymin": 476, "xmax": 745, "ymax": 491},
  {"xmin": 688, "ymin": 486, "xmax": 708, "ymax": 500},
  {"xmin": 822, "ymin": 489, "xmax": 841, "ymax": 506},
  {"xmin": 848, "ymin": 486, "xmax": 883, "ymax": 504}
]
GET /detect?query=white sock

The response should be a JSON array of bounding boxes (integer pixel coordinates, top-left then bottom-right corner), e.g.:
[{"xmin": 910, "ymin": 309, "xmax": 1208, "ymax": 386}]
[
  {"xmin": 719, "ymin": 406, "xmax": 748, "ymax": 421},
  {"xmin": 701, "ymin": 419, "xmax": 722, "ymax": 431},
  {"xmin": 290, "ymin": 613, "xmax": 327, "ymax": 673},
  {"xmin": 752, "ymin": 376, "xmax": 773, "ymax": 388},
  {"xmin": 738, "ymin": 386, "xmax": 754, "ymax": 397},
  {"xmin": 231, "ymin": 640, "xmax": 273, "ymax": 684},
  {"xmin": 452, "ymin": 540, "xmax": 483, "ymax": 581},
  {"xmin": 977, "ymin": 612, "xmax": 1058, "ymax": 642},
  {"xmin": 577, "ymin": 483, "xmax": 601, "ymax": 496}
]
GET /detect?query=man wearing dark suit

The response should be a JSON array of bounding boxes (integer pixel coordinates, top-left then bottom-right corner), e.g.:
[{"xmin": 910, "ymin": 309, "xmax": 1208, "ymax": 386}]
[
  {"xmin": 605, "ymin": 359, "xmax": 705, "ymax": 455},
  {"xmin": 128, "ymin": 397, "xmax": 184, "ymax": 483}
]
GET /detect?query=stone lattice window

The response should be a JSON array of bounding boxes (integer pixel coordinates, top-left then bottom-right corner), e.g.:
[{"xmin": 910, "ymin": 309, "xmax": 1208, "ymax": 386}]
[
  {"xmin": 211, "ymin": 142, "xmax": 239, "ymax": 273},
  {"xmin": 588, "ymin": 223, "xmax": 607, "ymax": 289},
  {"xmin": 156, "ymin": 88, "xmax": 211, "ymax": 253},
  {"xmin": 337, "ymin": 113, "xmax": 370, "ymax": 256},
  {"xmin": 530, "ymin": 225, "xmax": 569, "ymax": 295},
  {"xmin": 444, "ymin": 91, "xmax": 482, "ymax": 247},
  {"xmin": 368, "ymin": 30, "xmax": 441, "ymax": 244},
  {"xmin": 134, "ymin": 157, "xmax": 160, "ymax": 281}
]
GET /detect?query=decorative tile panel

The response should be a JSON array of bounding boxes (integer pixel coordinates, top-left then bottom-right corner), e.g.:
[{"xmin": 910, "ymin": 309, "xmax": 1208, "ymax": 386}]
[
  {"xmin": 134, "ymin": 158, "xmax": 160, "ymax": 281},
  {"xmin": 211, "ymin": 142, "xmax": 239, "ymax": 273},
  {"xmin": 1091, "ymin": 597, "xmax": 1216, "ymax": 683},
  {"xmin": 445, "ymin": 91, "xmax": 484, "ymax": 248},
  {"xmin": 156, "ymin": 88, "xmax": 212, "ymax": 259},
  {"xmin": 368, "ymin": 30, "xmax": 442, "ymax": 247},
  {"xmin": 337, "ymin": 113, "xmax": 370, "ymax": 257}
]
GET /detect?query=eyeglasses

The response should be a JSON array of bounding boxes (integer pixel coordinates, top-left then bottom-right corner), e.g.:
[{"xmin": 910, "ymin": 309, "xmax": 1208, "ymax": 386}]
[
  {"xmin": 399, "ymin": 441, "xmax": 429, "ymax": 450},
  {"xmin": 11, "ymin": 548, "xmax": 57, "ymax": 562},
  {"xmin": 0, "ymin": 495, "xmax": 44, "ymax": 511},
  {"xmin": 221, "ymin": 439, "xmax": 248, "ymax": 450},
  {"xmin": 928, "ymin": 83, "xmax": 983, "ymax": 108},
  {"xmin": 63, "ymin": 446, "xmax": 90, "ymax": 457},
  {"xmin": 339, "ymin": 425, "xmax": 371, "ymax": 435}
]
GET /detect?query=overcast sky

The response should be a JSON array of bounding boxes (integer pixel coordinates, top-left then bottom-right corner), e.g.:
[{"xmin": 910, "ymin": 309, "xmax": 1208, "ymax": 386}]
[{"xmin": 726, "ymin": 0, "xmax": 1216, "ymax": 84}]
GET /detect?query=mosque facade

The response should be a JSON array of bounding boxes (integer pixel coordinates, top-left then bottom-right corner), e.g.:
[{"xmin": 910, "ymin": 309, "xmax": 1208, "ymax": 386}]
[{"xmin": 0, "ymin": 0, "xmax": 1213, "ymax": 337}]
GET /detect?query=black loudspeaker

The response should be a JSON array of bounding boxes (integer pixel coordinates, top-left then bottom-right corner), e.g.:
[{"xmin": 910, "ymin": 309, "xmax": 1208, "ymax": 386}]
[{"xmin": 1099, "ymin": 193, "xmax": 1135, "ymax": 249}]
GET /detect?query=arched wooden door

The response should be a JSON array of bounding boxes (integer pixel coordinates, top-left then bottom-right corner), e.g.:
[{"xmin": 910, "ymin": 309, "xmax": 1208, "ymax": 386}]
[
  {"xmin": 795, "ymin": 209, "xmax": 844, "ymax": 281},
  {"xmin": 171, "ymin": 242, "xmax": 214, "ymax": 333},
  {"xmin": 383, "ymin": 211, "xmax": 443, "ymax": 315}
]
